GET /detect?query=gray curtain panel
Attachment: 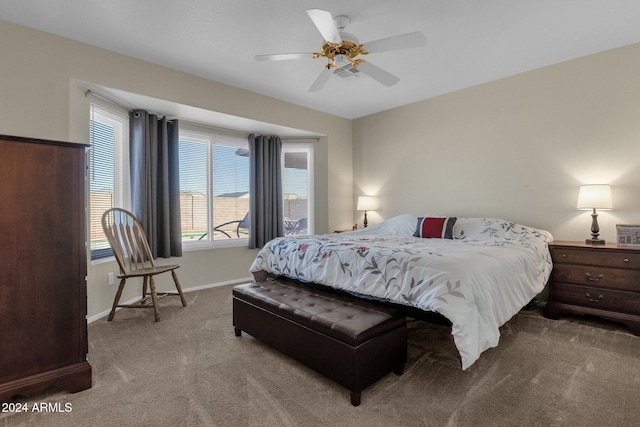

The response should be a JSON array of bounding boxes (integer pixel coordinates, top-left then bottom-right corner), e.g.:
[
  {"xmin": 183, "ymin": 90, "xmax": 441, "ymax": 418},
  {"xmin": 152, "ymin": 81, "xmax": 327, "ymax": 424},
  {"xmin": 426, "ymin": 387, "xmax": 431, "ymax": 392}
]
[
  {"xmin": 129, "ymin": 110, "xmax": 182, "ymax": 258},
  {"xmin": 248, "ymin": 134, "xmax": 284, "ymax": 249}
]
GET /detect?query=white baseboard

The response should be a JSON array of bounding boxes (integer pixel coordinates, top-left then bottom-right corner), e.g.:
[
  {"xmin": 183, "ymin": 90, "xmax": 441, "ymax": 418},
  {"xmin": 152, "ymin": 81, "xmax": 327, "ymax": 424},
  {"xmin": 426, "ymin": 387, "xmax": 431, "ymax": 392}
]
[
  {"xmin": 182, "ymin": 276, "xmax": 253, "ymax": 293},
  {"xmin": 86, "ymin": 276, "xmax": 253, "ymax": 324}
]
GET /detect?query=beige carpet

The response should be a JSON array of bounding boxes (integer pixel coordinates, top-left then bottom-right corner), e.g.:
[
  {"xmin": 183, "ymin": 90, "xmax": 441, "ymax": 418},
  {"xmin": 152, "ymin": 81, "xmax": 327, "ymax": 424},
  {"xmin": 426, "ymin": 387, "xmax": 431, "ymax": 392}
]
[{"xmin": 2, "ymin": 284, "xmax": 639, "ymax": 427}]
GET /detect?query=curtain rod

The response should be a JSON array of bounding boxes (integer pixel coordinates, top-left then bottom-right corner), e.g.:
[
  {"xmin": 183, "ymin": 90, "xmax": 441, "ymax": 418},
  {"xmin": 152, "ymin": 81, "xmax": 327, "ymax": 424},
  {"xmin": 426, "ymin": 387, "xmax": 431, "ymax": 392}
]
[
  {"xmin": 85, "ymin": 89, "xmax": 320, "ymax": 142},
  {"xmin": 85, "ymin": 89, "xmax": 137, "ymax": 110},
  {"xmin": 85, "ymin": 89, "xmax": 111, "ymax": 103}
]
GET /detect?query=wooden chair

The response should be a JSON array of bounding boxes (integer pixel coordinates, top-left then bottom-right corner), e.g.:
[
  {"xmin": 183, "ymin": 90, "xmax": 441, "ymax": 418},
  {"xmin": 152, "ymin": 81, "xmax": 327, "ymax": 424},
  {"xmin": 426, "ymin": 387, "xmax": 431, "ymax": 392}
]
[{"xmin": 101, "ymin": 208, "xmax": 187, "ymax": 322}]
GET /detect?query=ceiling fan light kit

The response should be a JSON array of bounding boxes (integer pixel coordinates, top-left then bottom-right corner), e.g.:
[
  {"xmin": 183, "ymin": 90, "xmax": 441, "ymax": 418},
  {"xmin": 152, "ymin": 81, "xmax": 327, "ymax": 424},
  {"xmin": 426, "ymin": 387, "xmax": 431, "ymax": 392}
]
[
  {"xmin": 313, "ymin": 39, "xmax": 366, "ymax": 70},
  {"xmin": 255, "ymin": 8, "xmax": 427, "ymax": 92}
]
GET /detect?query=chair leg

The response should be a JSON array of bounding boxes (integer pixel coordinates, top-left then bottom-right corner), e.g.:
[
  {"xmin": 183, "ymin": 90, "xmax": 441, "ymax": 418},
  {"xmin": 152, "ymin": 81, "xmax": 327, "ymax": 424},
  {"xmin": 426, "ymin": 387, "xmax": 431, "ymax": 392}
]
[
  {"xmin": 108, "ymin": 278, "xmax": 127, "ymax": 321},
  {"xmin": 148, "ymin": 276, "xmax": 160, "ymax": 322},
  {"xmin": 172, "ymin": 270, "xmax": 187, "ymax": 307},
  {"xmin": 142, "ymin": 276, "xmax": 148, "ymax": 300}
]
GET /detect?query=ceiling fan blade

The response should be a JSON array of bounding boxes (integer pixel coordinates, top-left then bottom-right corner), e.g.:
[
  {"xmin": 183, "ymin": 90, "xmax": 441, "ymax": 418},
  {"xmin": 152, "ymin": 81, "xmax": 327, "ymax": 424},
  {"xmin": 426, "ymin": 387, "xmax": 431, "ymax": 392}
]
[
  {"xmin": 307, "ymin": 68, "xmax": 332, "ymax": 92},
  {"xmin": 255, "ymin": 53, "xmax": 314, "ymax": 61},
  {"xmin": 363, "ymin": 32, "xmax": 427, "ymax": 54},
  {"xmin": 306, "ymin": 9, "xmax": 342, "ymax": 44},
  {"xmin": 357, "ymin": 61, "xmax": 400, "ymax": 87}
]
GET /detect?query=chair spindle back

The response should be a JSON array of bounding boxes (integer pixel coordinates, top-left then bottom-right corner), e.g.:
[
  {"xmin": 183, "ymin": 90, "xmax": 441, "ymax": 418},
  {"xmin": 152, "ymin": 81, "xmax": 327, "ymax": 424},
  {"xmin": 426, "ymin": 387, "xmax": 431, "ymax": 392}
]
[{"xmin": 102, "ymin": 208, "xmax": 156, "ymax": 275}]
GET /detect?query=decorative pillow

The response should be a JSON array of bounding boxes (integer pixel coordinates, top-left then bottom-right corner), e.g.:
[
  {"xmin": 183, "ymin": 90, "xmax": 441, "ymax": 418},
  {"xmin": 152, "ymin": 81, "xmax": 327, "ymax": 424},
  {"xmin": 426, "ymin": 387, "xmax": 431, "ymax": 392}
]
[{"xmin": 413, "ymin": 217, "xmax": 457, "ymax": 239}]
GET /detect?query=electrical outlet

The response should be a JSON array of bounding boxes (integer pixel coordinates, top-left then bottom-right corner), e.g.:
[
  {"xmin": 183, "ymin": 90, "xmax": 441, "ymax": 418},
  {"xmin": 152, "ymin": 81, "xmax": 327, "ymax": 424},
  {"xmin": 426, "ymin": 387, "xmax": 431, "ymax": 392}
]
[{"xmin": 108, "ymin": 272, "xmax": 115, "ymax": 286}]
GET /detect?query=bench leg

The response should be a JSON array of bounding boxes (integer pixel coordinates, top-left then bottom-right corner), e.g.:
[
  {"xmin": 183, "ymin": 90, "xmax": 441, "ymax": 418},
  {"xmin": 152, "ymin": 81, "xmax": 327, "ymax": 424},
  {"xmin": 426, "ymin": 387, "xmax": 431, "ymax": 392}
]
[
  {"xmin": 234, "ymin": 327, "xmax": 242, "ymax": 337},
  {"xmin": 350, "ymin": 391, "xmax": 361, "ymax": 407}
]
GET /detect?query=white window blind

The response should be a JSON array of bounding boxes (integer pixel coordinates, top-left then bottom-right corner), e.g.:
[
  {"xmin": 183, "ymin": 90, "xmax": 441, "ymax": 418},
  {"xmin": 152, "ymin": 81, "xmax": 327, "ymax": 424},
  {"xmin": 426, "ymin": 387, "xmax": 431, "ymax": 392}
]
[
  {"xmin": 89, "ymin": 101, "xmax": 130, "ymax": 260},
  {"xmin": 179, "ymin": 134, "xmax": 209, "ymax": 241}
]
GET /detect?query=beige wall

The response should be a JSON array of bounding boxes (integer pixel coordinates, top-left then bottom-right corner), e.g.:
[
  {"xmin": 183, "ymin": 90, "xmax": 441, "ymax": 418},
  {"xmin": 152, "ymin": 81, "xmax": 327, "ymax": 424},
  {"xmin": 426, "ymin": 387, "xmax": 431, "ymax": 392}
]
[
  {"xmin": 353, "ymin": 43, "xmax": 640, "ymax": 243},
  {"xmin": 0, "ymin": 19, "xmax": 352, "ymax": 318}
]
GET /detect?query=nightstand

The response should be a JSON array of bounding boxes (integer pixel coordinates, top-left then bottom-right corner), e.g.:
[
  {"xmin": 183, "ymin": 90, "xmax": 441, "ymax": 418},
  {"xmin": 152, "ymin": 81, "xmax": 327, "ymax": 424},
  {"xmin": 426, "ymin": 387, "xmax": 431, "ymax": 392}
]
[{"xmin": 544, "ymin": 241, "xmax": 640, "ymax": 335}]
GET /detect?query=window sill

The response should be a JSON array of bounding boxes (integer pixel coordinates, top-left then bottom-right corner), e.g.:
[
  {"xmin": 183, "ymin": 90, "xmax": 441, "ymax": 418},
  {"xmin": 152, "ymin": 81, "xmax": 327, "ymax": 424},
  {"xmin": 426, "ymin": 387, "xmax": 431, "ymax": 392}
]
[
  {"xmin": 182, "ymin": 238, "xmax": 249, "ymax": 252},
  {"xmin": 90, "ymin": 238, "xmax": 249, "ymax": 265}
]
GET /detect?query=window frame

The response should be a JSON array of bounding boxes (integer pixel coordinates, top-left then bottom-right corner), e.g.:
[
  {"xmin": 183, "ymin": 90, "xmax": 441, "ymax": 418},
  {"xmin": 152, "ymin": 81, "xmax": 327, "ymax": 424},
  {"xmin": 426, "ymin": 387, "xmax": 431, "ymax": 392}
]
[
  {"xmin": 282, "ymin": 142, "xmax": 314, "ymax": 236},
  {"xmin": 88, "ymin": 100, "xmax": 130, "ymax": 262},
  {"xmin": 179, "ymin": 126, "xmax": 250, "ymax": 251}
]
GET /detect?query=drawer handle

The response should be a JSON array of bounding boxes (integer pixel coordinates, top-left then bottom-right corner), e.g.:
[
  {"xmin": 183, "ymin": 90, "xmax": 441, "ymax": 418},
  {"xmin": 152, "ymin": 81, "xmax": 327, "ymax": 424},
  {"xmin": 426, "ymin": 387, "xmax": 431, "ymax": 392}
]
[
  {"xmin": 624, "ymin": 258, "xmax": 630, "ymax": 263},
  {"xmin": 585, "ymin": 272, "xmax": 604, "ymax": 282},
  {"xmin": 585, "ymin": 293, "xmax": 604, "ymax": 303}
]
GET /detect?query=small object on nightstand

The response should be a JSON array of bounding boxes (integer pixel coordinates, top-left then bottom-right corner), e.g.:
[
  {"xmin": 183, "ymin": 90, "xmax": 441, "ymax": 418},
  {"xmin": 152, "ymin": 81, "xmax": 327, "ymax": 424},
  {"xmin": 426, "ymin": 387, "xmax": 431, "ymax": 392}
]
[{"xmin": 616, "ymin": 224, "xmax": 640, "ymax": 246}]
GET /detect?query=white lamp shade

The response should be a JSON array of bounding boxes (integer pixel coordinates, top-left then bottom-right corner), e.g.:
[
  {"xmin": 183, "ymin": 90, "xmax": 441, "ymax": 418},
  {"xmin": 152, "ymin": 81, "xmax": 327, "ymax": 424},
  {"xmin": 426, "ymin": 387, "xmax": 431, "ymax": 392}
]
[
  {"xmin": 577, "ymin": 184, "xmax": 613, "ymax": 210},
  {"xmin": 357, "ymin": 196, "xmax": 379, "ymax": 211}
]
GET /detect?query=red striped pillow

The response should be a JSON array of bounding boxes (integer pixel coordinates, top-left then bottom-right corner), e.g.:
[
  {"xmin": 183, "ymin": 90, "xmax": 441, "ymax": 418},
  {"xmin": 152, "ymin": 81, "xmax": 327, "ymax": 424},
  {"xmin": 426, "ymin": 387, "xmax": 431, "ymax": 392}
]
[{"xmin": 413, "ymin": 217, "xmax": 457, "ymax": 239}]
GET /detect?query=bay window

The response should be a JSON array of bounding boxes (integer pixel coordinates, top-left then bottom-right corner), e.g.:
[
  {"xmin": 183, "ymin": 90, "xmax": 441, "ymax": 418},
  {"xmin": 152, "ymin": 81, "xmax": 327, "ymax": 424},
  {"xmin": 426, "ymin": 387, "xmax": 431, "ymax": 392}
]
[{"xmin": 88, "ymin": 99, "xmax": 315, "ymax": 256}]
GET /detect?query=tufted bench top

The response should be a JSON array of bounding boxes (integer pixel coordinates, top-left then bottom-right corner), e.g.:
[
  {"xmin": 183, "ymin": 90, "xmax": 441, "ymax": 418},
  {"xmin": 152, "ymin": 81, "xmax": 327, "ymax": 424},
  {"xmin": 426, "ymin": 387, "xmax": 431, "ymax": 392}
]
[{"xmin": 233, "ymin": 280, "xmax": 406, "ymax": 347}]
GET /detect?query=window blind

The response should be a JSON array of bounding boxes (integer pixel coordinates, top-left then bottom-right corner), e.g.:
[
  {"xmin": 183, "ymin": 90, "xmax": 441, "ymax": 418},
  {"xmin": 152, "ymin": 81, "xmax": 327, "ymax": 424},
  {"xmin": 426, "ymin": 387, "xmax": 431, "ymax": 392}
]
[{"xmin": 89, "ymin": 101, "xmax": 130, "ymax": 260}]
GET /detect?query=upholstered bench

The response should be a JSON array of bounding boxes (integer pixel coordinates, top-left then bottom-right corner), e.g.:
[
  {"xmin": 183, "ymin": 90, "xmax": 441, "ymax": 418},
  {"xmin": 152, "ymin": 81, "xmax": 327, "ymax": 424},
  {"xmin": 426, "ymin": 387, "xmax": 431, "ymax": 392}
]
[{"xmin": 233, "ymin": 279, "xmax": 407, "ymax": 406}]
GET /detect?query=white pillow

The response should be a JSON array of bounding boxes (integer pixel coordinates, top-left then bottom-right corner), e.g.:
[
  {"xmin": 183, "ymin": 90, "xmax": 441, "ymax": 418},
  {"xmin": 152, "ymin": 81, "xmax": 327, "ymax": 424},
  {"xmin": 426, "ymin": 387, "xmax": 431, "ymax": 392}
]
[{"xmin": 348, "ymin": 213, "xmax": 422, "ymax": 236}]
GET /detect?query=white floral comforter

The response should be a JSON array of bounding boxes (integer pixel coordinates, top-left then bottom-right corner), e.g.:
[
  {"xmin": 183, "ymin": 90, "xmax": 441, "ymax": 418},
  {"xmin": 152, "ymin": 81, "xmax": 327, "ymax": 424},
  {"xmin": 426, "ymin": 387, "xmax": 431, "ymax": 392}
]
[{"xmin": 249, "ymin": 215, "xmax": 553, "ymax": 370}]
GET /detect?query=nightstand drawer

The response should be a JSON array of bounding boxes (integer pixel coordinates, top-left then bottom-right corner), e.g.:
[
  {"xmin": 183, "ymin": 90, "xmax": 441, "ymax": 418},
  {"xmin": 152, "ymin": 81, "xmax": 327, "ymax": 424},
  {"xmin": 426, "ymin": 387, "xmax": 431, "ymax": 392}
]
[
  {"xmin": 552, "ymin": 283, "xmax": 640, "ymax": 314},
  {"xmin": 552, "ymin": 264, "xmax": 640, "ymax": 292},
  {"xmin": 551, "ymin": 247, "xmax": 640, "ymax": 269}
]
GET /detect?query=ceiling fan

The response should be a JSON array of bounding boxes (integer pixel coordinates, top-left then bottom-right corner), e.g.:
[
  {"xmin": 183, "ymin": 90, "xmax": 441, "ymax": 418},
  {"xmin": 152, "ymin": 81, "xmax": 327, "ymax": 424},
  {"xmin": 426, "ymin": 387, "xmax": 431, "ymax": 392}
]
[{"xmin": 255, "ymin": 9, "xmax": 427, "ymax": 92}]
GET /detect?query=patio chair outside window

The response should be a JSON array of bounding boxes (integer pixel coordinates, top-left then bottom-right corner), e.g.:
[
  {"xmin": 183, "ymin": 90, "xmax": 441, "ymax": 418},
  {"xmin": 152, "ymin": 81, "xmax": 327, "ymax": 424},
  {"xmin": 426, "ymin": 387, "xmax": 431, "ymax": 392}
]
[{"xmin": 199, "ymin": 212, "xmax": 249, "ymax": 240}]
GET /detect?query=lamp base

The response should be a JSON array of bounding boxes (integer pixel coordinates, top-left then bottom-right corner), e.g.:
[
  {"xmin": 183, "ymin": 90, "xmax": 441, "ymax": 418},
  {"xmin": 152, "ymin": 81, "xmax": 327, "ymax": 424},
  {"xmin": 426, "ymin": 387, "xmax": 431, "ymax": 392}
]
[{"xmin": 585, "ymin": 238, "xmax": 606, "ymax": 245}]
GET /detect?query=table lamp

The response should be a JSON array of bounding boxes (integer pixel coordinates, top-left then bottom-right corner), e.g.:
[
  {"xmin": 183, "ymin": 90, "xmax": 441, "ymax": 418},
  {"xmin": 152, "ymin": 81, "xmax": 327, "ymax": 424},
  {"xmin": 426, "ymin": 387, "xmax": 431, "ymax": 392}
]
[
  {"xmin": 577, "ymin": 184, "xmax": 612, "ymax": 244},
  {"xmin": 357, "ymin": 196, "xmax": 379, "ymax": 228}
]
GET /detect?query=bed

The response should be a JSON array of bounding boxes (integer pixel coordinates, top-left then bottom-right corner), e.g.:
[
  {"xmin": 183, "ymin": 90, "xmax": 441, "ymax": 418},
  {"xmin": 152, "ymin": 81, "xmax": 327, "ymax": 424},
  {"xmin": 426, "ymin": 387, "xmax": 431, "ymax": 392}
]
[{"xmin": 249, "ymin": 214, "xmax": 553, "ymax": 370}]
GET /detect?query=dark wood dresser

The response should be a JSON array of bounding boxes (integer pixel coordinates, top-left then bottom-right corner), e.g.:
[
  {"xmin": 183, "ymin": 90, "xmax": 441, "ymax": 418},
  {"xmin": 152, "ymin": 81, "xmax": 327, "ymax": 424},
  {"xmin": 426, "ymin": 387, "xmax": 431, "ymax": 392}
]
[
  {"xmin": 545, "ymin": 241, "xmax": 640, "ymax": 335},
  {"xmin": 0, "ymin": 134, "xmax": 92, "ymax": 401}
]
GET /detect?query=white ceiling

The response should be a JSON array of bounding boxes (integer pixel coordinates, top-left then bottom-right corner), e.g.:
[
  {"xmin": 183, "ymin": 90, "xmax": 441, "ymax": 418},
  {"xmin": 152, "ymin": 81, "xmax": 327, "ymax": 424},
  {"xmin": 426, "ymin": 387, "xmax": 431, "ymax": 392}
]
[{"xmin": 2, "ymin": 0, "xmax": 640, "ymax": 120}]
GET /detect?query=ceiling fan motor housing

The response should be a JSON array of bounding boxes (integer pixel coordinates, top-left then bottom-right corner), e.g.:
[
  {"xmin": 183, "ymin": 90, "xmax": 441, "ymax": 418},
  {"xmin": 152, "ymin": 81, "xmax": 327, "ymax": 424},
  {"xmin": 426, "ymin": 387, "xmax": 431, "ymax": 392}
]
[{"xmin": 314, "ymin": 39, "xmax": 367, "ymax": 69}]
